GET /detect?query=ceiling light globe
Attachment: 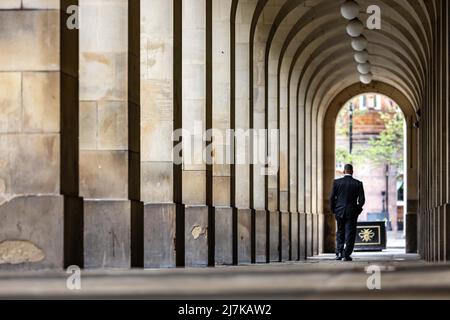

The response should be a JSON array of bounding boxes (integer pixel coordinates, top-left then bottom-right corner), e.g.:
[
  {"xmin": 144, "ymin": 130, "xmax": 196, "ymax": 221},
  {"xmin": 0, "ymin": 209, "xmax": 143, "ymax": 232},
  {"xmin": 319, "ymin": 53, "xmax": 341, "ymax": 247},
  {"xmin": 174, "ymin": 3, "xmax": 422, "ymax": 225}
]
[
  {"xmin": 357, "ymin": 63, "xmax": 371, "ymax": 74},
  {"xmin": 354, "ymin": 50, "xmax": 369, "ymax": 63},
  {"xmin": 341, "ymin": 0, "xmax": 360, "ymax": 20},
  {"xmin": 346, "ymin": 18, "xmax": 364, "ymax": 37},
  {"xmin": 360, "ymin": 72, "xmax": 373, "ymax": 84},
  {"xmin": 351, "ymin": 35, "xmax": 368, "ymax": 51}
]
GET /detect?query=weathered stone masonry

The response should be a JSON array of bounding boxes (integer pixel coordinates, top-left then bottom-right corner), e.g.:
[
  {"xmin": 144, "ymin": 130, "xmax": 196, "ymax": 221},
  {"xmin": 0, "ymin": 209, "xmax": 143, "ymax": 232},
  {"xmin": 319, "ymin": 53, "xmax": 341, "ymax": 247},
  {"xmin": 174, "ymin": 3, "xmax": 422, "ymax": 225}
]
[
  {"xmin": 0, "ymin": 0, "xmax": 82, "ymax": 269},
  {"xmin": 0, "ymin": 0, "xmax": 449, "ymax": 269}
]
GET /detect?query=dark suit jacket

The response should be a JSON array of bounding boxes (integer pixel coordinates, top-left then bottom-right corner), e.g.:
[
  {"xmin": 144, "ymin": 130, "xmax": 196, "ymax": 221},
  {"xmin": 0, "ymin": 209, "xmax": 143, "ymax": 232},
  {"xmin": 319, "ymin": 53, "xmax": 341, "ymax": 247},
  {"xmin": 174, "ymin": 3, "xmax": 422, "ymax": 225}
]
[{"xmin": 330, "ymin": 175, "xmax": 366, "ymax": 219}]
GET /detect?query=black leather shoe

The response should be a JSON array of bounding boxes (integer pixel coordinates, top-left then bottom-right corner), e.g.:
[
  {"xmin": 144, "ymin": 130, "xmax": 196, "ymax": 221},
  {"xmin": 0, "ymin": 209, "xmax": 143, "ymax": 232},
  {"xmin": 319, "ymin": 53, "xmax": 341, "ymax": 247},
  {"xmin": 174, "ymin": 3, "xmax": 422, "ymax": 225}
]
[
  {"xmin": 335, "ymin": 253, "xmax": 343, "ymax": 261},
  {"xmin": 343, "ymin": 256, "xmax": 353, "ymax": 262}
]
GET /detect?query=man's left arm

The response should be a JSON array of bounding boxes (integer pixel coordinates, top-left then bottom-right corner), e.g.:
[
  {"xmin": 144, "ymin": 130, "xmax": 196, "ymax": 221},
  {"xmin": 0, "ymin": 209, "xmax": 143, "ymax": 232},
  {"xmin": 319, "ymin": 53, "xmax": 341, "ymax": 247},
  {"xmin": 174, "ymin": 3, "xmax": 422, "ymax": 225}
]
[{"xmin": 358, "ymin": 181, "xmax": 366, "ymax": 209}]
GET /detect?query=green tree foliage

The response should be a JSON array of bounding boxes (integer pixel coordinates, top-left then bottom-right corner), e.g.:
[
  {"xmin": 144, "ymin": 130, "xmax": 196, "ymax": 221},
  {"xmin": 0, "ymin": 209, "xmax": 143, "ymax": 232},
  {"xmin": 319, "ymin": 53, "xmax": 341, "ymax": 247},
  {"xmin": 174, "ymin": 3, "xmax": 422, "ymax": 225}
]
[
  {"xmin": 336, "ymin": 146, "xmax": 366, "ymax": 166},
  {"xmin": 366, "ymin": 111, "xmax": 405, "ymax": 170},
  {"xmin": 335, "ymin": 102, "xmax": 405, "ymax": 172}
]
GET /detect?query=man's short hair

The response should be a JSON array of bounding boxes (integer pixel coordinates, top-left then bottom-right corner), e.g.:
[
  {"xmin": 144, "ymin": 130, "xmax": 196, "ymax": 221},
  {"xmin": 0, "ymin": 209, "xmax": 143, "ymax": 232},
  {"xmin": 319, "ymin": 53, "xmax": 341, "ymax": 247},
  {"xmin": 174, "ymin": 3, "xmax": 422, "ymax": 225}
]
[{"xmin": 344, "ymin": 164, "xmax": 354, "ymax": 172}]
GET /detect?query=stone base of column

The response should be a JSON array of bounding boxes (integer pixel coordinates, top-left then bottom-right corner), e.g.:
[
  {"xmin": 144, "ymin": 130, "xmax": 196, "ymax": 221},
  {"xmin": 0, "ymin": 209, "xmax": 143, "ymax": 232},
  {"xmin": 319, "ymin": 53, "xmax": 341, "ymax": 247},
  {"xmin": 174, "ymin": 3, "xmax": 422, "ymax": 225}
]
[
  {"xmin": 0, "ymin": 195, "xmax": 83, "ymax": 271},
  {"xmin": 299, "ymin": 212, "xmax": 307, "ymax": 260},
  {"xmin": 254, "ymin": 210, "xmax": 268, "ymax": 263},
  {"xmin": 214, "ymin": 207, "xmax": 233, "ymax": 265},
  {"xmin": 64, "ymin": 196, "xmax": 84, "ymax": 268},
  {"xmin": 281, "ymin": 212, "xmax": 290, "ymax": 261},
  {"xmin": 306, "ymin": 213, "xmax": 313, "ymax": 257},
  {"xmin": 323, "ymin": 212, "xmax": 336, "ymax": 254},
  {"xmin": 432, "ymin": 208, "xmax": 438, "ymax": 261},
  {"xmin": 84, "ymin": 200, "xmax": 141, "ymax": 269},
  {"xmin": 291, "ymin": 212, "xmax": 299, "ymax": 261},
  {"xmin": 439, "ymin": 205, "xmax": 445, "ymax": 261},
  {"xmin": 269, "ymin": 211, "xmax": 280, "ymax": 262},
  {"xmin": 184, "ymin": 205, "xmax": 209, "ymax": 267},
  {"xmin": 317, "ymin": 213, "xmax": 324, "ymax": 254},
  {"xmin": 406, "ymin": 213, "xmax": 418, "ymax": 254},
  {"xmin": 312, "ymin": 213, "xmax": 319, "ymax": 256},
  {"xmin": 144, "ymin": 203, "xmax": 176, "ymax": 268},
  {"xmin": 236, "ymin": 208, "xmax": 252, "ymax": 264},
  {"xmin": 445, "ymin": 205, "xmax": 450, "ymax": 261}
]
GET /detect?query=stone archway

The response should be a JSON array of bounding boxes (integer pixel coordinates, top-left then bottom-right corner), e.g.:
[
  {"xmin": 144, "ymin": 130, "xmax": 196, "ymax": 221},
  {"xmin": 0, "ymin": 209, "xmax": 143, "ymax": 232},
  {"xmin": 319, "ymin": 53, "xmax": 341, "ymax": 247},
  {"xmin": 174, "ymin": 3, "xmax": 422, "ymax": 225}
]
[{"xmin": 322, "ymin": 81, "xmax": 419, "ymax": 254}]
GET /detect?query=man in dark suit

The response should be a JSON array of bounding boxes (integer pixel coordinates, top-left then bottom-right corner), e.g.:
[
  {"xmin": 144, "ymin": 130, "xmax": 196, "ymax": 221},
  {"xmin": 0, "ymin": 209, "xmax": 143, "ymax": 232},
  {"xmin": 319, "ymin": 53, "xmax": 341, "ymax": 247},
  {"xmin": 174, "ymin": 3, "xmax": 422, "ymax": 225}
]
[{"xmin": 330, "ymin": 164, "xmax": 365, "ymax": 261}]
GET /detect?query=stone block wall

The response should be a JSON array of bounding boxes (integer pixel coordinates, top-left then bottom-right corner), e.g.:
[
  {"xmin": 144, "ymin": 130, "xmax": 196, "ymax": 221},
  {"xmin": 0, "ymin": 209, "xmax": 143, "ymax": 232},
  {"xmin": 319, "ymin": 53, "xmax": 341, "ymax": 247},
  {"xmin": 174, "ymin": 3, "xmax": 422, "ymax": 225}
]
[
  {"xmin": 0, "ymin": 0, "xmax": 447, "ymax": 270},
  {"xmin": 0, "ymin": 1, "xmax": 82, "ymax": 270},
  {"xmin": 79, "ymin": 0, "xmax": 142, "ymax": 269}
]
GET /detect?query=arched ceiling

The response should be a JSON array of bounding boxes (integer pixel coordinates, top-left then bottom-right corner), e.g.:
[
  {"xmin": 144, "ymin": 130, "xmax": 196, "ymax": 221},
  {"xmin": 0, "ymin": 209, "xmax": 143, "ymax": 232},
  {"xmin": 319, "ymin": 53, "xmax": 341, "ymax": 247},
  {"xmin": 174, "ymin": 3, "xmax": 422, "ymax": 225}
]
[{"xmin": 232, "ymin": 0, "xmax": 436, "ymax": 116}]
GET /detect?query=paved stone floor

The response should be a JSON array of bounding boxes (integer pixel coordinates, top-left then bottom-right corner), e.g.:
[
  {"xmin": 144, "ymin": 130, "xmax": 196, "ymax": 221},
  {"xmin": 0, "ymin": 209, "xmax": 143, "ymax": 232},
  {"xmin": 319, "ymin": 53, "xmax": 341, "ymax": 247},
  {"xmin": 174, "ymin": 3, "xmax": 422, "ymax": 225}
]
[{"xmin": 2, "ymin": 249, "xmax": 450, "ymax": 299}]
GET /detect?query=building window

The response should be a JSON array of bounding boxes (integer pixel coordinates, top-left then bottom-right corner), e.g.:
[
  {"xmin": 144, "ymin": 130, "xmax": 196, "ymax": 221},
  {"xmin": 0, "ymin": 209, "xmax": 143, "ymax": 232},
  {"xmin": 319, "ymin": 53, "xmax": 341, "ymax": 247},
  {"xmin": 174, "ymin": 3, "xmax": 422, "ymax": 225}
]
[
  {"xmin": 359, "ymin": 96, "xmax": 366, "ymax": 110},
  {"xmin": 375, "ymin": 95, "xmax": 382, "ymax": 110}
]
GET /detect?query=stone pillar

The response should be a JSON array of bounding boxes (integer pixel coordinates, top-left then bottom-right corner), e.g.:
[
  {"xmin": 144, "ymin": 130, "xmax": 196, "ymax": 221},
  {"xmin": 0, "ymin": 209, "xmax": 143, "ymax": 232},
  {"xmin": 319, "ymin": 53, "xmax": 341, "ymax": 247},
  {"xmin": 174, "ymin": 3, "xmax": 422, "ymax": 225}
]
[
  {"xmin": 311, "ymin": 108, "xmax": 319, "ymax": 256},
  {"xmin": 295, "ymin": 85, "xmax": 307, "ymax": 261},
  {"xmin": 0, "ymin": 1, "xmax": 82, "ymax": 270},
  {"xmin": 267, "ymin": 99, "xmax": 279, "ymax": 263},
  {"xmin": 305, "ymin": 106, "xmax": 313, "ymax": 257},
  {"xmin": 266, "ymin": 15, "xmax": 280, "ymax": 264},
  {"xmin": 295, "ymin": 83, "xmax": 307, "ymax": 260},
  {"xmin": 178, "ymin": 0, "xmax": 209, "ymax": 267},
  {"xmin": 211, "ymin": 0, "xmax": 233, "ymax": 265},
  {"xmin": 253, "ymin": 2, "xmax": 284, "ymax": 265},
  {"xmin": 316, "ymin": 118, "xmax": 324, "ymax": 255},
  {"xmin": 289, "ymin": 95, "xmax": 299, "ymax": 260},
  {"xmin": 445, "ymin": 0, "xmax": 450, "ymax": 261},
  {"xmin": 141, "ymin": 0, "xmax": 176, "ymax": 268},
  {"xmin": 423, "ymin": 26, "xmax": 433, "ymax": 261},
  {"xmin": 280, "ymin": 75, "xmax": 290, "ymax": 262},
  {"xmin": 79, "ymin": 0, "xmax": 142, "ymax": 269},
  {"xmin": 277, "ymin": 25, "xmax": 290, "ymax": 260},
  {"xmin": 438, "ymin": 0, "xmax": 449, "ymax": 261},
  {"xmin": 233, "ymin": 0, "xmax": 258, "ymax": 265},
  {"xmin": 405, "ymin": 117, "xmax": 419, "ymax": 254}
]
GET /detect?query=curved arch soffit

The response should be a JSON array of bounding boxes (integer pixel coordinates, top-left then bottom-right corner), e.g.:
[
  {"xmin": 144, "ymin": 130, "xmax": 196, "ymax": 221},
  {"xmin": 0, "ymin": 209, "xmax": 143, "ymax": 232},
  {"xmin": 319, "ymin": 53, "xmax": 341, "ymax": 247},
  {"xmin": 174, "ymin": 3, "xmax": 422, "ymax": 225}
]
[{"xmin": 323, "ymin": 81, "xmax": 417, "ymax": 127}]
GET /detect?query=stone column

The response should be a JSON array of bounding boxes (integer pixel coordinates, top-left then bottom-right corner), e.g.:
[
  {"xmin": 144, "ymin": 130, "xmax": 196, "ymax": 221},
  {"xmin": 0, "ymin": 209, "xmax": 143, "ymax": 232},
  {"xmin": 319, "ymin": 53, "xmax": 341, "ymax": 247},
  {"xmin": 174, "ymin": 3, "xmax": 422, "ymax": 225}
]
[
  {"xmin": 312, "ymin": 106, "xmax": 321, "ymax": 256},
  {"xmin": 322, "ymin": 109, "xmax": 337, "ymax": 254},
  {"xmin": 280, "ymin": 79, "xmax": 290, "ymax": 261},
  {"xmin": 289, "ymin": 87, "xmax": 299, "ymax": 260},
  {"xmin": 438, "ymin": 0, "xmax": 448, "ymax": 261},
  {"xmin": 251, "ymin": 5, "xmax": 268, "ymax": 265},
  {"xmin": 0, "ymin": 1, "xmax": 82, "ymax": 270},
  {"xmin": 445, "ymin": 0, "xmax": 450, "ymax": 261},
  {"xmin": 316, "ymin": 119, "xmax": 324, "ymax": 255},
  {"xmin": 141, "ymin": 0, "xmax": 177, "ymax": 268},
  {"xmin": 266, "ymin": 18, "xmax": 280, "ymax": 264},
  {"xmin": 305, "ymin": 107, "xmax": 313, "ymax": 257},
  {"xmin": 253, "ymin": 1, "xmax": 287, "ymax": 264},
  {"xmin": 290, "ymin": 71, "xmax": 307, "ymax": 260},
  {"xmin": 439, "ymin": 2, "xmax": 449, "ymax": 261},
  {"xmin": 79, "ymin": 0, "xmax": 142, "ymax": 268},
  {"xmin": 211, "ymin": 0, "xmax": 233, "ymax": 265},
  {"xmin": 179, "ymin": 0, "xmax": 209, "ymax": 267},
  {"xmin": 405, "ymin": 114, "xmax": 419, "ymax": 254},
  {"xmin": 233, "ymin": 0, "xmax": 258, "ymax": 265}
]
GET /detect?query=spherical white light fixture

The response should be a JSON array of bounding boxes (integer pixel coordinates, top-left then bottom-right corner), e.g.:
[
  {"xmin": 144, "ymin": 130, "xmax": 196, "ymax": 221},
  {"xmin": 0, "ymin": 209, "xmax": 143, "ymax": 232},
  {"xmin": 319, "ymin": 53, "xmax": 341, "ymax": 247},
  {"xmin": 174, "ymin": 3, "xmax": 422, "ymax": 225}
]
[
  {"xmin": 346, "ymin": 18, "xmax": 364, "ymax": 37},
  {"xmin": 357, "ymin": 62, "xmax": 371, "ymax": 74},
  {"xmin": 360, "ymin": 72, "xmax": 373, "ymax": 84},
  {"xmin": 354, "ymin": 50, "xmax": 369, "ymax": 63},
  {"xmin": 351, "ymin": 35, "xmax": 368, "ymax": 51},
  {"xmin": 341, "ymin": 0, "xmax": 360, "ymax": 20}
]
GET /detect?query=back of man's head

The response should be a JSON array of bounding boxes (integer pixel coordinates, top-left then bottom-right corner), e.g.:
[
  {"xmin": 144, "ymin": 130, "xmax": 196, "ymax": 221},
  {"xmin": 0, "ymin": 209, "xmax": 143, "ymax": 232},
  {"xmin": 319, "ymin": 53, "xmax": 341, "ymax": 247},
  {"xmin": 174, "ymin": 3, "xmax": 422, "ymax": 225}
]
[{"xmin": 344, "ymin": 164, "xmax": 354, "ymax": 175}]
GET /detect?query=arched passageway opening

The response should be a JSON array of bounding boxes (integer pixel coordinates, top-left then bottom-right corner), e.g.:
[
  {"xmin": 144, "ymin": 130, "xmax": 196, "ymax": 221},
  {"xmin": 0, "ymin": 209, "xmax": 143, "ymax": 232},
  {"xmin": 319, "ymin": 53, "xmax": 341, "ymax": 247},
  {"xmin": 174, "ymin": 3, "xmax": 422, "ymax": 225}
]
[
  {"xmin": 322, "ymin": 82, "xmax": 418, "ymax": 255},
  {"xmin": 335, "ymin": 93, "xmax": 407, "ymax": 250}
]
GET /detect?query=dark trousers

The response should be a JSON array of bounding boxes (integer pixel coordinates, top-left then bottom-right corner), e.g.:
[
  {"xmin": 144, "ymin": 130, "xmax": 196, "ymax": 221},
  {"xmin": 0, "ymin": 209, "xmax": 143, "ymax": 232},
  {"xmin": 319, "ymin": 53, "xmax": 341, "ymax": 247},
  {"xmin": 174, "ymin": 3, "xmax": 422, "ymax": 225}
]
[{"xmin": 336, "ymin": 216, "xmax": 358, "ymax": 257}]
